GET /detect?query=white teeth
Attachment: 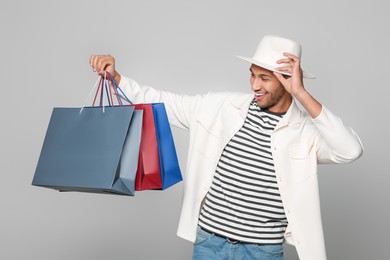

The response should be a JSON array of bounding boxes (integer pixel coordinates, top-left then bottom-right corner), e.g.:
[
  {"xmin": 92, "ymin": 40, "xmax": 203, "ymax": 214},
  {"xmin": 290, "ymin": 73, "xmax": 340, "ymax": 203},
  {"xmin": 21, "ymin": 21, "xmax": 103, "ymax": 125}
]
[{"xmin": 255, "ymin": 93, "xmax": 265, "ymax": 96}]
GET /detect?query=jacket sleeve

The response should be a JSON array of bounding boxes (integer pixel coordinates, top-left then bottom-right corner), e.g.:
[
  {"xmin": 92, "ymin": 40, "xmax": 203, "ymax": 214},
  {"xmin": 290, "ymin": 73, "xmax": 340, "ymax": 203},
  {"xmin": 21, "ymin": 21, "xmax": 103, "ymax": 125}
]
[
  {"xmin": 312, "ymin": 106, "xmax": 363, "ymax": 164},
  {"xmin": 118, "ymin": 76, "xmax": 201, "ymax": 130}
]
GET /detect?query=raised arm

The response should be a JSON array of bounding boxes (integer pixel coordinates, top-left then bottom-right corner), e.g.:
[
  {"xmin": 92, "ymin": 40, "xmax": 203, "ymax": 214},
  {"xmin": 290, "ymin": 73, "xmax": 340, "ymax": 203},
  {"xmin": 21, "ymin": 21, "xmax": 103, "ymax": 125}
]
[
  {"xmin": 273, "ymin": 52, "xmax": 322, "ymax": 119},
  {"xmin": 274, "ymin": 52, "xmax": 363, "ymax": 163},
  {"xmin": 89, "ymin": 54, "xmax": 200, "ymax": 130}
]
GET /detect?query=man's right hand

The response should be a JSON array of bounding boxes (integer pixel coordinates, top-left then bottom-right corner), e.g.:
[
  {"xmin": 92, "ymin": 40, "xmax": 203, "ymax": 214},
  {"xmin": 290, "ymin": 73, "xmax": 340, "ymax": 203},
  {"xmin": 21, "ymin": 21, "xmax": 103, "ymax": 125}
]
[{"xmin": 89, "ymin": 54, "xmax": 121, "ymax": 85}]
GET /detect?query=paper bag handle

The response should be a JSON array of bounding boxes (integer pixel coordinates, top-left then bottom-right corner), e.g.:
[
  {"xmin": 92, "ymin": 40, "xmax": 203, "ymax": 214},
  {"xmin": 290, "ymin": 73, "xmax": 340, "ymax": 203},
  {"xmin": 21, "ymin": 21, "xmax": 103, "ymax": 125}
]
[{"xmin": 80, "ymin": 72, "xmax": 132, "ymax": 113}]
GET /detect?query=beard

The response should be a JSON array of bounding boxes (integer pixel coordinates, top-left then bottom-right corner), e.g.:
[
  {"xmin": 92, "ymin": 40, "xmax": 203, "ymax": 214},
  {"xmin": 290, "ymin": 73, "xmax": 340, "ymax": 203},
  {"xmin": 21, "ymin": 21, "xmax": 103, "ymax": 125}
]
[{"xmin": 256, "ymin": 87, "xmax": 290, "ymax": 112}]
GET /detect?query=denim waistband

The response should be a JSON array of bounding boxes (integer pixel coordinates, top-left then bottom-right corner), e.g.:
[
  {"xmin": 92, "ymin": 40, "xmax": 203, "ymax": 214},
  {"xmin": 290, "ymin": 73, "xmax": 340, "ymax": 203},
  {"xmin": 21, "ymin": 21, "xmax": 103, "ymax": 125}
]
[{"xmin": 199, "ymin": 226, "xmax": 283, "ymax": 246}]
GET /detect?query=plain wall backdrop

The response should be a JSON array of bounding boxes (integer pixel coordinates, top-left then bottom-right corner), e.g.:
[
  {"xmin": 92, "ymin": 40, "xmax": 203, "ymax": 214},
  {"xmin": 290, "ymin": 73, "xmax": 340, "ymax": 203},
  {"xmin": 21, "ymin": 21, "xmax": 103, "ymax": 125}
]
[{"xmin": 1, "ymin": 0, "xmax": 388, "ymax": 259}]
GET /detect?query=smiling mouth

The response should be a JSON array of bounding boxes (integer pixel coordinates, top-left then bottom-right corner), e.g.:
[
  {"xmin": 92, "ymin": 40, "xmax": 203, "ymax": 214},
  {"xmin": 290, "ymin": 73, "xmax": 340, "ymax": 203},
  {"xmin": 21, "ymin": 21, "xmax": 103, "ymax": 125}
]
[{"xmin": 254, "ymin": 93, "xmax": 266, "ymax": 99}]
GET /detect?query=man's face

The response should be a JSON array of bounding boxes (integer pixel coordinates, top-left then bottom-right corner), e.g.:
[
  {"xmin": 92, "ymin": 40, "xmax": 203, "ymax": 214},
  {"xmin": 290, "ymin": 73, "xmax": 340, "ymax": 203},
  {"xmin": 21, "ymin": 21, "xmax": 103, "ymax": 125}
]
[{"xmin": 249, "ymin": 64, "xmax": 291, "ymax": 113}]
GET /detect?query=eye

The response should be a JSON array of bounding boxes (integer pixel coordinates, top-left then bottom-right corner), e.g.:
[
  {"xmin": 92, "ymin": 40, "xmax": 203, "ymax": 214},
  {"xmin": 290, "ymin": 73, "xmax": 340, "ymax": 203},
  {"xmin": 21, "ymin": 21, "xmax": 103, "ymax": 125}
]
[{"xmin": 261, "ymin": 76, "xmax": 269, "ymax": 81}]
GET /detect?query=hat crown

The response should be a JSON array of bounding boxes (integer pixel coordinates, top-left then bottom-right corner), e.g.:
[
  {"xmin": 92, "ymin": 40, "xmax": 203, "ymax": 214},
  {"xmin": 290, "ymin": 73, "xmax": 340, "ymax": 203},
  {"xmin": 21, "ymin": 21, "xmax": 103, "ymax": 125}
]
[
  {"xmin": 237, "ymin": 35, "xmax": 315, "ymax": 79},
  {"xmin": 253, "ymin": 35, "xmax": 302, "ymax": 69}
]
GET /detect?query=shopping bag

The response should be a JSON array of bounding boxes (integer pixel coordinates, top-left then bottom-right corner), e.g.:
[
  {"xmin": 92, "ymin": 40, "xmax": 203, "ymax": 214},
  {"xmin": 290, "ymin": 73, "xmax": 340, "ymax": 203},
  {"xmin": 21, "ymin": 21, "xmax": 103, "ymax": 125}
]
[
  {"xmin": 132, "ymin": 103, "xmax": 183, "ymax": 191},
  {"xmin": 106, "ymin": 72, "xmax": 183, "ymax": 191},
  {"xmin": 133, "ymin": 104, "xmax": 162, "ymax": 191},
  {"xmin": 32, "ymin": 74, "xmax": 143, "ymax": 196},
  {"xmin": 152, "ymin": 103, "xmax": 183, "ymax": 190}
]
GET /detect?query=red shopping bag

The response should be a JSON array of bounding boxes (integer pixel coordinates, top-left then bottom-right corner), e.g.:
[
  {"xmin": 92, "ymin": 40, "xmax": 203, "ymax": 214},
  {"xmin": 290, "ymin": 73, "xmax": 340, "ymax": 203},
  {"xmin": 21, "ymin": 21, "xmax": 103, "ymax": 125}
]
[{"xmin": 133, "ymin": 104, "xmax": 162, "ymax": 190}]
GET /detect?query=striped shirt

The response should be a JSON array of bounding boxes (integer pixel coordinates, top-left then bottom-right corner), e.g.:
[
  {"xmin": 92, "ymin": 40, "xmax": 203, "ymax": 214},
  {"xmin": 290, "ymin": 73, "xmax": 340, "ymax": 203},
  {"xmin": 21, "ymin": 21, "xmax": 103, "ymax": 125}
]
[{"xmin": 198, "ymin": 99, "xmax": 288, "ymax": 244}]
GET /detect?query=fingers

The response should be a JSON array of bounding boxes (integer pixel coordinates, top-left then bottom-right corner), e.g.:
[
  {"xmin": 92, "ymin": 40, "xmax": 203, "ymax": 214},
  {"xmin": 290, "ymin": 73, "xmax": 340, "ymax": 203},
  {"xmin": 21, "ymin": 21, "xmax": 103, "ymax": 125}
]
[
  {"xmin": 90, "ymin": 55, "xmax": 111, "ymax": 74},
  {"xmin": 276, "ymin": 52, "xmax": 300, "ymax": 66},
  {"xmin": 282, "ymin": 52, "xmax": 300, "ymax": 60},
  {"xmin": 275, "ymin": 65, "xmax": 291, "ymax": 74},
  {"xmin": 278, "ymin": 52, "xmax": 300, "ymax": 62},
  {"xmin": 275, "ymin": 52, "xmax": 302, "ymax": 75},
  {"xmin": 89, "ymin": 54, "xmax": 116, "ymax": 76}
]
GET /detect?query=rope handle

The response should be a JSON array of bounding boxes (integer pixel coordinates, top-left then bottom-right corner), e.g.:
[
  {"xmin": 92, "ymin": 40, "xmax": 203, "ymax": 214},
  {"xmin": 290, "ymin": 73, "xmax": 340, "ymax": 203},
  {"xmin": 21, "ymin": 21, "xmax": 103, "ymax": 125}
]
[
  {"xmin": 80, "ymin": 72, "xmax": 132, "ymax": 114},
  {"xmin": 106, "ymin": 72, "xmax": 132, "ymax": 105}
]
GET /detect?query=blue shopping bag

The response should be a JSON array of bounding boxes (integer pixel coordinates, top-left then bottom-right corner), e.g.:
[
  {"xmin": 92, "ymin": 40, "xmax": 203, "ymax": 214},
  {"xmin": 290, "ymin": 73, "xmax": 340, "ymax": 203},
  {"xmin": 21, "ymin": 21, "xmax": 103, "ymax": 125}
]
[
  {"xmin": 152, "ymin": 103, "xmax": 183, "ymax": 190},
  {"xmin": 32, "ymin": 74, "xmax": 143, "ymax": 196}
]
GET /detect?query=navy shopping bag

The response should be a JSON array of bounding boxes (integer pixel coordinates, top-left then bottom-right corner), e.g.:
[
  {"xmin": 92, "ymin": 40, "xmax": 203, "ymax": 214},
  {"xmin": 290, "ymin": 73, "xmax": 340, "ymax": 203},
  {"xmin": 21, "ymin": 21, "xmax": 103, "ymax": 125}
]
[{"xmin": 32, "ymin": 74, "xmax": 143, "ymax": 196}]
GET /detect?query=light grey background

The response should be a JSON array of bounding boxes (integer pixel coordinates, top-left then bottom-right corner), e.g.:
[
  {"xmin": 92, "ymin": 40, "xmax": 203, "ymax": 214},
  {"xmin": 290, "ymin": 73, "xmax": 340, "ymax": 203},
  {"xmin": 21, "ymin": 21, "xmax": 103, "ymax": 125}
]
[{"xmin": 1, "ymin": 0, "xmax": 388, "ymax": 259}]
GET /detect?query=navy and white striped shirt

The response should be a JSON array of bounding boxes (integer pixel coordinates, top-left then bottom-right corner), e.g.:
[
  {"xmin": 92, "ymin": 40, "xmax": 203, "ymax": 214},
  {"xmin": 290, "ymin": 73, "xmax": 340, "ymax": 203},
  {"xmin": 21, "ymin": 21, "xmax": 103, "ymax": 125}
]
[{"xmin": 198, "ymin": 99, "xmax": 288, "ymax": 244}]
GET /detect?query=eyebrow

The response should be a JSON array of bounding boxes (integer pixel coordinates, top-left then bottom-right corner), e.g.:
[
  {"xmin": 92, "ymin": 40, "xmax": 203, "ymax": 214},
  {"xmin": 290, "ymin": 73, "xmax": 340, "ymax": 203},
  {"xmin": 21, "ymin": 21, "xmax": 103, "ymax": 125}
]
[{"xmin": 249, "ymin": 68, "xmax": 272, "ymax": 77}]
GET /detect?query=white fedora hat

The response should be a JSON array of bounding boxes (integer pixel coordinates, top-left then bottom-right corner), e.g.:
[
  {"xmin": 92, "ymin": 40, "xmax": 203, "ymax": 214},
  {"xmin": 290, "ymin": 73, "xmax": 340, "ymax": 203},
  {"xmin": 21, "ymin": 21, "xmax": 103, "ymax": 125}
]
[{"xmin": 237, "ymin": 35, "xmax": 315, "ymax": 79}]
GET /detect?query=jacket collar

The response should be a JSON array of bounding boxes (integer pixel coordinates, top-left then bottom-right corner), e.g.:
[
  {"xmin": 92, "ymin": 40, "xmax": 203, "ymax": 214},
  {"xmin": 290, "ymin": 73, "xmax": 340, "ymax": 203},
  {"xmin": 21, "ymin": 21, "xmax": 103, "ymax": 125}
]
[
  {"xmin": 274, "ymin": 99, "xmax": 302, "ymax": 131},
  {"xmin": 230, "ymin": 93, "xmax": 253, "ymax": 120},
  {"xmin": 198, "ymin": 93, "xmax": 303, "ymax": 138},
  {"xmin": 229, "ymin": 94, "xmax": 302, "ymax": 130},
  {"xmin": 230, "ymin": 94, "xmax": 301, "ymax": 124}
]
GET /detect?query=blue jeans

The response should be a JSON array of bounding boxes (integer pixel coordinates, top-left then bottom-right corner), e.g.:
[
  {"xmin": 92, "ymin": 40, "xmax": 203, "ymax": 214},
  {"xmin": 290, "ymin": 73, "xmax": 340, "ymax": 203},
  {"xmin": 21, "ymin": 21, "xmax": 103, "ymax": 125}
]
[{"xmin": 192, "ymin": 227, "xmax": 284, "ymax": 260}]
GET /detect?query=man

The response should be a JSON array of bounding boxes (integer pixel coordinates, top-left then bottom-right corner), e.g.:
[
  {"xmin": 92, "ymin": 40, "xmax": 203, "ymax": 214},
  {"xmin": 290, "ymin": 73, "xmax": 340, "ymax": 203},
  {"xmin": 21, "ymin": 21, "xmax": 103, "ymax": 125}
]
[{"xmin": 90, "ymin": 35, "xmax": 363, "ymax": 260}]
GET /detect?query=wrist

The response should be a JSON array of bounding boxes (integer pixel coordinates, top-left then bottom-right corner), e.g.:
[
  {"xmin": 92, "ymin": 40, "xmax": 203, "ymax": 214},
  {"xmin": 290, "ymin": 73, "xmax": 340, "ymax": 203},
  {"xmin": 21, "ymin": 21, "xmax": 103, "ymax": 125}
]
[
  {"xmin": 292, "ymin": 87, "xmax": 308, "ymax": 101},
  {"xmin": 294, "ymin": 88, "xmax": 322, "ymax": 118},
  {"xmin": 113, "ymin": 72, "xmax": 121, "ymax": 85}
]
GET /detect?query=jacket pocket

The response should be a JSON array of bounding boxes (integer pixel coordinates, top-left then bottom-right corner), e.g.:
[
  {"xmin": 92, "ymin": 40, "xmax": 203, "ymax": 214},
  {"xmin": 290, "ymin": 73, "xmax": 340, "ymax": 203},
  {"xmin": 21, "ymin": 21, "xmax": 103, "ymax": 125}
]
[
  {"xmin": 288, "ymin": 143, "xmax": 316, "ymax": 183},
  {"xmin": 193, "ymin": 120, "xmax": 223, "ymax": 158},
  {"xmin": 288, "ymin": 143, "xmax": 311, "ymax": 159}
]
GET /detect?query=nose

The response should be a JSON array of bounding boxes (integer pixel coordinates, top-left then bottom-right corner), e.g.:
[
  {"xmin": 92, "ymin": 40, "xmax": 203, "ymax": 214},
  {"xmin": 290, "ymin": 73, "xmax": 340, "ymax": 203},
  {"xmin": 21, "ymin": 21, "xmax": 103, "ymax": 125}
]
[{"xmin": 251, "ymin": 77, "xmax": 262, "ymax": 91}]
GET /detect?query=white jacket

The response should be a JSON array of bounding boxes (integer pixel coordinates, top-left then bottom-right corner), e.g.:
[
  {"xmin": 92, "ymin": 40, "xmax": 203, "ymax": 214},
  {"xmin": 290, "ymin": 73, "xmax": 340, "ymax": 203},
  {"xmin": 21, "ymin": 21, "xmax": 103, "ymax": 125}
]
[{"xmin": 119, "ymin": 76, "xmax": 363, "ymax": 260}]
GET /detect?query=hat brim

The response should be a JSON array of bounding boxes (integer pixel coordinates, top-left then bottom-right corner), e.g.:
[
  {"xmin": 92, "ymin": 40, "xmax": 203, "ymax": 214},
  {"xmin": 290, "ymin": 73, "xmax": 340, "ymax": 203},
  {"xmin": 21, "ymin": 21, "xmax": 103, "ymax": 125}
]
[{"xmin": 237, "ymin": 55, "xmax": 315, "ymax": 79}]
